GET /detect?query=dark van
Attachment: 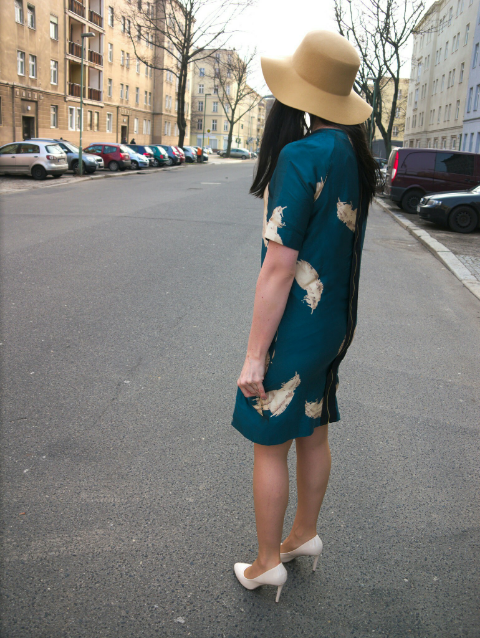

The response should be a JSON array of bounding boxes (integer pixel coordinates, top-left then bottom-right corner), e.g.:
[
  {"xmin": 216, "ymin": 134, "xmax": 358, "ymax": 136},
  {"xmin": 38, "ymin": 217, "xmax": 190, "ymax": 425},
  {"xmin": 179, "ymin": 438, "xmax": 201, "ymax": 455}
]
[{"xmin": 385, "ymin": 148, "xmax": 480, "ymax": 213}]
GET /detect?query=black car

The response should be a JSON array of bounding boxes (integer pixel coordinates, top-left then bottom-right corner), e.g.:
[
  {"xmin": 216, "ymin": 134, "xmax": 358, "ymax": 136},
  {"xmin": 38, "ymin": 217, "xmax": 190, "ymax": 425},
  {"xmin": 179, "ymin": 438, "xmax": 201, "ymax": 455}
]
[{"xmin": 418, "ymin": 187, "xmax": 480, "ymax": 233}]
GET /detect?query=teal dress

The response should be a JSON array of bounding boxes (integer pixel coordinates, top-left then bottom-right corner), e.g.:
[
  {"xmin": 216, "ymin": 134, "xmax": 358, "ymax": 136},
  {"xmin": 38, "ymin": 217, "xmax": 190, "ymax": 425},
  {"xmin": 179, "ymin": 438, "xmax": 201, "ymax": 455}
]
[{"xmin": 232, "ymin": 128, "xmax": 368, "ymax": 446}]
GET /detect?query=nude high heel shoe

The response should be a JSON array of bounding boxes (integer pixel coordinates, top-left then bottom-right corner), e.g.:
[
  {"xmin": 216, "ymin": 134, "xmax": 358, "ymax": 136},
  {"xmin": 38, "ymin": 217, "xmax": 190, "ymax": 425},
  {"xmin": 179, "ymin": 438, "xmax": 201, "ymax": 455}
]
[
  {"xmin": 280, "ymin": 535, "xmax": 323, "ymax": 571},
  {"xmin": 234, "ymin": 562, "xmax": 288, "ymax": 602}
]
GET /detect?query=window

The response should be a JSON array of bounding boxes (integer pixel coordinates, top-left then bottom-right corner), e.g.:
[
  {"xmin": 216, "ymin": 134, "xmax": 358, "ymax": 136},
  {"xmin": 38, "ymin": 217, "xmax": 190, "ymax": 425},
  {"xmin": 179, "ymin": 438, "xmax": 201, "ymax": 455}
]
[
  {"xmin": 29, "ymin": 54, "xmax": 36, "ymax": 78},
  {"xmin": 398, "ymin": 89, "xmax": 403, "ymax": 99},
  {"xmin": 437, "ymin": 107, "xmax": 441, "ymax": 123},
  {"xmin": 441, "ymin": 75, "xmax": 445, "ymax": 91},
  {"xmin": 68, "ymin": 106, "xmax": 75, "ymax": 130},
  {"xmin": 451, "ymin": 137, "xmax": 456, "ymax": 150},
  {"xmin": 465, "ymin": 24, "xmax": 470, "ymax": 46},
  {"xmin": 121, "ymin": 16, "xmax": 125, "ymax": 32},
  {"xmin": 50, "ymin": 59, "xmax": 58, "ymax": 84},
  {"xmin": 145, "ymin": 63, "xmax": 148, "ymax": 76},
  {"xmin": 213, "ymin": 101, "xmax": 218, "ymax": 113},
  {"xmin": 435, "ymin": 152, "xmax": 474, "ymax": 175},
  {"xmin": 107, "ymin": 78, "xmax": 112, "ymax": 97},
  {"xmin": 145, "ymin": 90, "xmax": 148, "ymax": 105},
  {"xmin": 148, "ymin": 92, "xmax": 151, "ymax": 105},
  {"xmin": 125, "ymin": 85, "xmax": 129, "ymax": 100},
  {"xmin": 147, "ymin": 120, "xmax": 151, "ymax": 134},
  {"xmin": 137, "ymin": 25, "xmax": 141, "ymax": 42},
  {"xmin": 108, "ymin": 6, "xmax": 114, "ymax": 27},
  {"xmin": 120, "ymin": 84, "xmax": 124, "ymax": 99},
  {"xmin": 135, "ymin": 87, "xmax": 139, "ymax": 104},
  {"xmin": 50, "ymin": 14, "xmax": 58, "ymax": 39},
  {"xmin": 94, "ymin": 111, "xmax": 99, "ymax": 131},
  {"xmin": 226, "ymin": 85, "xmax": 230, "ymax": 96},
  {"xmin": 198, "ymin": 84, "xmax": 204, "ymax": 94},
  {"xmin": 106, "ymin": 112, "xmax": 113, "ymax": 132},
  {"xmin": 213, "ymin": 86, "xmax": 218, "ymax": 95},
  {"xmin": 76, "ymin": 107, "xmax": 82, "ymax": 131},
  {"xmin": 199, "ymin": 67, "xmax": 205, "ymax": 77},
  {"xmin": 127, "ymin": 19, "xmax": 131, "ymax": 34},
  {"xmin": 15, "ymin": 0, "xmax": 23, "ymax": 24},
  {"xmin": 50, "ymin": 105, "xmax": 58, "ymax": 128},
  {"xmin": 134, "ymin": 117, "xmax": 138, "ymax": 133},
  {"xmin": 87, "ymin": 110, "xmax": 93, "ymax": 130},
  {"xmin": 198, "ymin": 100, "xmax": 203, "ymax": 112},
  {"xmin": 108, "ymin": 43, "xmax": 113, "ymax": 62},
  {"xmin": 444, "ymin": 42, "xmax": 449, "ymax": 58},
  {"xmin": 126, "ymin": 53, "xmax": 130, "ymax": 68},
  {"xmin": 474, "ymin": 84, "xmax": 480, "ymax": 110},
  {"xmin": 224, "ymin": 120, "xmax": 228, "ymax": 132},
  {"xmin": 467, "ymin": 86, "xmax": 473, "ymax": 111},
  {"xmin": 452, "ymin": 68, "xmax": 456, "ymax": 85},
  {"xmin": 17, "ymin": 51, "xmax": 25, "ymax": 76},
  {"xmin": 143, "ymin": 119, "xmax": 147, "ymax": 134},
  {"xmin": 197, "ymin": 119, "xmax": 202, "ymax": 130},
  {"xmin": 175, "ymin": 99, "xmax": 178, "ymax": 111},
  {"xmin": 474, "ymin": 43, "xmax": 479, "ymax": 68},
  {"xmin": 136, "ymin": 60, "xmax": 140, "ymax": 73},
  {"xmin": 460, "ymin": 62, "xmax": 464, "ymax": 82},
  {"xmin": 453, "ymin": 34, "xmax": 457, "ymax": 51},
  {"xmin": 211, "ymin": 119, "xmax": 217, "ymax": 131},
  {"xmin": 121, "ymin": 50, "xmax": 125, "ymax": 65},
  {"xmin": 455, "ymin": 100, "xmax": 460, "ymax": 119},
  {"xmin": 225, "ymin": 103, "xmax": 229, "ymax": 114},
  {"xmin": 27, "ymin": 4, "xmax": 35, "ymax": 28}
]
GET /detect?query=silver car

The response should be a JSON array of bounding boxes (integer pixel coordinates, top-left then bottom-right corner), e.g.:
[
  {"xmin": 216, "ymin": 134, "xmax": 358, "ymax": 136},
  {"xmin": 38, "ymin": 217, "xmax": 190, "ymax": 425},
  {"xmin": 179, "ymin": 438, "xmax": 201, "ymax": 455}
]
[{"xmin": 0, "ymin": 141, "xmax": 68, "ymax": 180}]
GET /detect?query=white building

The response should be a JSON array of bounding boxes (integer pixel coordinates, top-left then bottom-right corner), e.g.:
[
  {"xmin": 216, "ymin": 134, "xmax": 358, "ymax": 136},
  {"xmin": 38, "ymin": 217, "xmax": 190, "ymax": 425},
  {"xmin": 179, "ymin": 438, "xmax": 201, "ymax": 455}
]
[
  {"xmin": 462, "ymin": 1, "xmax": 480, "ymax": 149},
  {"xmin": 404, "ymin": 0, "xmax": 479, "ymax": 150}
]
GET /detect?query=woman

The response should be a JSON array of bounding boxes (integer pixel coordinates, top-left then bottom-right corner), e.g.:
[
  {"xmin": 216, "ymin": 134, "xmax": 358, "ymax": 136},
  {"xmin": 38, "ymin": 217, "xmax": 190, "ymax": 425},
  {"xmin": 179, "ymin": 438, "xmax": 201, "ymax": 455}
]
[{"xmin": 231, "ymin": 31, "xmax": 377, "ymax": 602}]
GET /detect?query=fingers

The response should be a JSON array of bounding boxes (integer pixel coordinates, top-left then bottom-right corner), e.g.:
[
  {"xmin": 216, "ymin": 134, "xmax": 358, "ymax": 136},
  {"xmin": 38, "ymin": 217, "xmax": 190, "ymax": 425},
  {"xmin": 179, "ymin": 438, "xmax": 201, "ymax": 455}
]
[
  {"xmin": 256, "ymin": 381, "xmax": 267, "ymax": 400},
  {"xmin": 237, "ymin": 378, "xmax": 267, "ymax": 400}
]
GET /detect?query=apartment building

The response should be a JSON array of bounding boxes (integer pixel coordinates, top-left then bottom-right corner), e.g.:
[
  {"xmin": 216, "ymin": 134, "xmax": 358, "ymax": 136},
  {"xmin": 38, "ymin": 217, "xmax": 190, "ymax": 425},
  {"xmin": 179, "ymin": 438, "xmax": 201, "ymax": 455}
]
[
  {"xmin": 371, "ymin": 78, "xmax": 410, "ymax": 157},
  {"xmin": 0, "ymin": 0, "xmax": 191, "ymax": 147},
  {"xmin": 190, "ymin": 50, "xmax": 265, "ymax": 151},
  {"xmin": 462, "ymin": 0, "xmax": 480, "ymax": 150},
  {"xmin": 404, "ymin": 0, "xmax": 479, "ymax": 150}
]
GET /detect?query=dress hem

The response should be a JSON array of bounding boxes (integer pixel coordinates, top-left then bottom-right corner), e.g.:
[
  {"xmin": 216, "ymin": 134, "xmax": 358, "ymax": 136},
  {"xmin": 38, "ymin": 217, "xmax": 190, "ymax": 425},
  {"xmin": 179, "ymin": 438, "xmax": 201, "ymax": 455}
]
[{"xmin": 231, "ymin": 414, "xmax": 339, "ymax": 446}]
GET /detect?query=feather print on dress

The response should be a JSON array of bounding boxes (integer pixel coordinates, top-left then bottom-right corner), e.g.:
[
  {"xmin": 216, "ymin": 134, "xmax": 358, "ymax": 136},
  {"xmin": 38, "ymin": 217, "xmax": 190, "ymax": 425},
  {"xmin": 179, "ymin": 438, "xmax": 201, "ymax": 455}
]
[
  {"xmin": 295, "ymin": 260, "xmax": 324, "ymax": 312},
  {"xmin": 337, "ymin": 199, "xmax": 357, "ymax": 232},
  {"xmin": 305, "ymin": 383, "xmax": 339, "ymax": 419},
  {"xmin": 264, "ymin": 206, "xmax": 286, "ymax": 245},
  {"xmin": 314, "ymin": 179, "xmax": 325, "ymax": 201},
  {"xmin": 253, "ymin": 373, "xmax": 301, "ymax": 417}
]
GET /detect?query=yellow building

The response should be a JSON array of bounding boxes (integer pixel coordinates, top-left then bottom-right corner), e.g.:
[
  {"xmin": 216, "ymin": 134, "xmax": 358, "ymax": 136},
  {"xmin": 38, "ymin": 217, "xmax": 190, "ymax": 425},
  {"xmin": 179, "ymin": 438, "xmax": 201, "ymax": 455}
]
[
  {"xmin": 189, "ymin": 49, "xmax": 264, "ymax": 151},
  {"xmin": 0, "ymin": 0, "xmax": 190, "ymax": 147},
  {"xmin": 371, "ymin": 77, "xmax": 410, "ymax": 157}
]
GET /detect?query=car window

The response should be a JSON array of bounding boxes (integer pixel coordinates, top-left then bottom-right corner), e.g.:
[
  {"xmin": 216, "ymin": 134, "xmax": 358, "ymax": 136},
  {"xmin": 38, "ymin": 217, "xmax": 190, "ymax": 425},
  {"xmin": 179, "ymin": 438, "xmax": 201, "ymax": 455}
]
[
  {"xmin": 401, "ymin": 151, "xmax": 435, "ymax": 173},
  {"xmin": 45, "ymin": 144, "xmax": 64, "ymax": 154},
  {"xmin": 119, "ymin": 145, "xmax": 131, "ymax": 153},
  {"xmin": 61, "ymin": 142, "xmax": 79, "ymax": 153},
  {"xmin": 18, "ymin": 143, "xmax": 40, "ymax": 154},
  {"xmin": 0, "ymin": 144, "xmax": 19, "ymax": 154},
  {"xmin": 86, "ymin": 145, "xmax": 102, "ymax": 153},
  {"xmin": 144, "ymin": 147, "xmax": 153, "ymax": 153},
  {"xmin": 435, "ymin": 152, "xmax": 474, "ymax": 176},
  {"xmin": 104, "ymin": 145, "xmax": 118, "ymax": 153}
]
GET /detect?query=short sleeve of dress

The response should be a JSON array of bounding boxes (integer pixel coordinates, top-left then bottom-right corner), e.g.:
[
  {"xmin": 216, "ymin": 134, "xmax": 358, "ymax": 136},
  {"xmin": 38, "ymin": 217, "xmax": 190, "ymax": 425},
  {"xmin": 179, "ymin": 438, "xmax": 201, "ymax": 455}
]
[{"xmin": 265, "ymin": 144, "xmax": 318, "ymax": 251}]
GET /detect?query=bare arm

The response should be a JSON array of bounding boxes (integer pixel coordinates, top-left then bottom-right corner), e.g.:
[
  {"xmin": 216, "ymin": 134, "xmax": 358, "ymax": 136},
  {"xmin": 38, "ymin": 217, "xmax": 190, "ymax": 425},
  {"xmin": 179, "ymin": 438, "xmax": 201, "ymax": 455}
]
[{"xmin": 237, "ymin": 241, "xmax": 298, "ymax": 400}]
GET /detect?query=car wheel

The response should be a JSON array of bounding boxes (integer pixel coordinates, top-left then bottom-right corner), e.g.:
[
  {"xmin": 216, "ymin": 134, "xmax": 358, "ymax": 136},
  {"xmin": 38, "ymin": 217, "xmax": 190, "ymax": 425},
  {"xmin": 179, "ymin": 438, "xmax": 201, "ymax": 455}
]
[
  {"xmin": 448, "ymin": 206, "xmax": 479, "ymax": 233},
  {"xmin": 153, "ymin": 158, "xmax": 160, "ymax": 167},
  {"xmin": 109, "ymin": 161, "xmax": 119, "ymax": 172},
  {"xmin": 31, "ymin": 165, "xmax": 47, "ymax": 180},
  {"xmin": 131, "ymin": 161, "xmax": 139, "ymax": 170},
  {"xmin": 241, "ymin": 155, "xmax": 248, "ymax": 160},
  {"xmin": 400, "ymin": 189, "xmax": 423, "ymax": 214},
  {"xmin": 167, "ymin": 158, "xmax": 173, "ymax": 166}
]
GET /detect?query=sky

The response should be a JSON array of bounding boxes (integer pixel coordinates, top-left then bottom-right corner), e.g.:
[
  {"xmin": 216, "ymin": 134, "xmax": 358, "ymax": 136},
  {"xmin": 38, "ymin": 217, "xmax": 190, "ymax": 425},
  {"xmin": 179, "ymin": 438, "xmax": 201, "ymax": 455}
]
[{"xmin": 223, "ymin": 0, "xmax": 415, "ymax": 94}]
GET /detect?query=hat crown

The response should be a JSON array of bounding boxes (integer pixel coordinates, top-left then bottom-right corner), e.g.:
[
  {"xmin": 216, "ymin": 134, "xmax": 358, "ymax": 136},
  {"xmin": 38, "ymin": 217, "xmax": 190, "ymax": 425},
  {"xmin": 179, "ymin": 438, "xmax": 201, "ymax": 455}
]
[{"xmin": 292, "ymin": 31, "xmax": 360, "ymax": 97}]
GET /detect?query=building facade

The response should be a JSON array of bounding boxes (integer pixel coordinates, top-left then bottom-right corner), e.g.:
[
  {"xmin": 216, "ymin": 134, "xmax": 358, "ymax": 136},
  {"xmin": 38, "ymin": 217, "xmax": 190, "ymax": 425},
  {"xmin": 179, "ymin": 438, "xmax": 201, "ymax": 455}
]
[
  {"xmin": 189, "ymin": 50, "xmax": 265, "ymax": 151},
  {"xmin": 462, "ymin": 0, "xmax": 480, "ymax": 150},
  {"xmin": 404, "ymin": 0, "xmax": 479, "ymax": 150},
  {"xmin": 0, "ymin": 0, "xmax": 191, "ymax": 147},
  {"xmin": 371, "ymin": 78, "xmax": 409, "ymax": 157}
]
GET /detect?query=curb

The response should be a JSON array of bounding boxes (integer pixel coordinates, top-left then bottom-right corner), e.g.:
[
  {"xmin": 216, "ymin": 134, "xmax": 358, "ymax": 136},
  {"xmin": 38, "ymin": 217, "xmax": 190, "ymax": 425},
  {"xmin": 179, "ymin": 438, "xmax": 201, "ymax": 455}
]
[
  {"xmin": 374, "ymin": 196, "xmax": 480, "ymax": 302},
  {"xmin": 0, "ymin": 161, "xmax": 211, "ymax": 195}
]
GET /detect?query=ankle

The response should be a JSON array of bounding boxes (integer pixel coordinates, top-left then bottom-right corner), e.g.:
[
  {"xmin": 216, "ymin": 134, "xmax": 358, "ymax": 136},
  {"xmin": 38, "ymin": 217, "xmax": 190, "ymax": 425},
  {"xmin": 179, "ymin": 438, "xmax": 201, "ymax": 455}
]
[
  {"xmin": 289, "ymin": 526, "xmax": 317, "ymax": 542},
  {"xmin": 256, "ymin": 554, "xmax": 281, "ymax": 570}
]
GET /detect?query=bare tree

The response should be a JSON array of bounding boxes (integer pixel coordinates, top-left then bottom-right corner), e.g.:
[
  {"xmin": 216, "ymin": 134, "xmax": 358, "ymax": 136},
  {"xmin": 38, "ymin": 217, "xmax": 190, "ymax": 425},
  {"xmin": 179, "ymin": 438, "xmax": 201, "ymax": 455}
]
[
  {"xmin": 199, "ymin": 49, "xmax": 263, "ymax": 156},
  {"xmin": 334, "ymin": 0, "xmax": 425, "ymax": 157},
  {"xmin": 119, "ymin": 0, "xmax": 254, "ymax": 147}
]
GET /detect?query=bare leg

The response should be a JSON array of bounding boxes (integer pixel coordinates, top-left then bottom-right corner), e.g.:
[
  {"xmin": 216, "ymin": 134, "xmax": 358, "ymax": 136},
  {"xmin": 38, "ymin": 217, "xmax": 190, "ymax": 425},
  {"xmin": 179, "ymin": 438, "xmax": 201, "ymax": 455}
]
[
  {"xmin": 280, "ymin": 424, "xmax": 331, "ymax": 553},
  {"xmin": 244, "ymin": 439, "xmax": 293, "ymax": 579}
]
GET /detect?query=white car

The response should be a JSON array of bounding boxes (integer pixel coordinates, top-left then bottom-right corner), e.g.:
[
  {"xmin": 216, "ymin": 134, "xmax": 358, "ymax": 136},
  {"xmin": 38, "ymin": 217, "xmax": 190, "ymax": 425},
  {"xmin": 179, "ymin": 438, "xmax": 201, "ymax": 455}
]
[
  {"xmin": 0, "ymin": 141, "xmax": 68, "ymax": 179},
  {"xmin": 125, "ymin": 148, "xmax": 149, "ymax": 169}
]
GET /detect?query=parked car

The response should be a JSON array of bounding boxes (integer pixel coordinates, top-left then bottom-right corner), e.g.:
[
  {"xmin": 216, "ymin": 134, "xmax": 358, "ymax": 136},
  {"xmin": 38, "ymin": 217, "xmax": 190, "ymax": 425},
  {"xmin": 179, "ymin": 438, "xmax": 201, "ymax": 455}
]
[
  {"xmin": 149, "ymin": 145, "xmax": 169, "ymax": 166},
  {"xmin": 418, "ymin": 187, "xmax": 480, "ymax": 233},
  {"xmin": 0, "ymin": 141, "xmax": 68, "ymax": 179},
  {"xmin": 158, "ymin": 145, "xmax": 181, "ymax": 166},
  {"xmin": 82, "ymin": 143, "xmax": 131, "ymax": 171},
  {"xmin": 374, "ymin": 157, "xmax": 387, "ymax": 170},
  {"xmin": 181, "ymin": 146, "xmax": 197, "ymax": 163},
  {"xmin": 219, "ymin": 147, "xmax": 251, "ymax": 159},
  {"xmin": 173, "ymin": 146, "xmax": 186, "ymax": 163},
  {"xmin": 385, "ymin": 147, "xmax": 480, "ymax": 214},
  {"xmin": 124, "ymin": 147, "xmax": 149, "ymax": 170},
  {"xmin": 124, "ymin": 144, "xmax": 154, "ymax": 166},
  {"xmin": 191, "ymin": 146, "xmax": 209, "ymax": 162},
  {"xmin": 29, "ymin": 138, "xmax": 103, "ymax": 174}
]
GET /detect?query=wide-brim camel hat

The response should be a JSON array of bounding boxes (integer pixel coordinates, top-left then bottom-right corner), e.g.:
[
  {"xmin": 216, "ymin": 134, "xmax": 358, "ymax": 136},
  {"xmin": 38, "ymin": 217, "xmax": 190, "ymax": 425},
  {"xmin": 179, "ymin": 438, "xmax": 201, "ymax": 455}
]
[{"xmin": 261, "ymin": 30, "xmax": 372, "ymax": 125}]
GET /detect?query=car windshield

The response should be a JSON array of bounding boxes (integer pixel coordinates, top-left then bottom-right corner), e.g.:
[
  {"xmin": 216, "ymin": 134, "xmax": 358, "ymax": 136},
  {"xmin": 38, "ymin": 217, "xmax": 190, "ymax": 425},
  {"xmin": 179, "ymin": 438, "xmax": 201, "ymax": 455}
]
[
  {"xmin": 120, "ymin": 145, "xmax": 131, "ymax": 153},
  {"xmin": 61, "ymin": 141, "xmax": 79, "ymax": 153},
  {"xmin": 471, "ymin": 184, "xmax": 480, "ymax": 193},
  {"xmin": 144, "ymin": 147, "xmax": 153, "ymax": 153},
  {"xmin": 45, "ymin": 144, "xmax": 64, "ymax": 155}
]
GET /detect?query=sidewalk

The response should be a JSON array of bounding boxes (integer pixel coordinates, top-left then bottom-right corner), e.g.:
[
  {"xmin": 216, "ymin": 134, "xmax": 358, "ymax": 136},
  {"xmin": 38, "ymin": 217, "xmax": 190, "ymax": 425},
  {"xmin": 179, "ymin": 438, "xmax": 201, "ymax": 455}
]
[{"xmin": 375, "ymin": 195, "xmax": 480, "ymax": 301}]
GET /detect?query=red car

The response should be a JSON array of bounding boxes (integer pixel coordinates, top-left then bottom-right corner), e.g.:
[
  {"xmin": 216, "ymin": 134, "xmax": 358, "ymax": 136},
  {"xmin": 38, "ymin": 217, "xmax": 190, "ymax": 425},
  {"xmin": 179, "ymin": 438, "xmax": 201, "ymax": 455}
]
[
  {"xmin": 172, "ymin": 146, "xmax": 185, "ymax": 163},
  {"xmin": 82, "ymin": 143, "xmax": 132, "ymax": 172}
]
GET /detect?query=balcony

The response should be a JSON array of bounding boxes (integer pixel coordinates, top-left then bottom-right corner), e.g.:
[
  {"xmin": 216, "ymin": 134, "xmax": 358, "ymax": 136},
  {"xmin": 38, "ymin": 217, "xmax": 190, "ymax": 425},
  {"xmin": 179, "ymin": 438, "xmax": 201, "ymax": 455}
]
[
  {"xmin": 89, "ymin": 9, "xmax": 103, "ymax": 28},
  {"xmin": 68, "ymin": 41, "xmax": 83, "ymax": 58},
  {"xmin": 69, "ymin": 0, "xmax": 85, "ymax": 19},
  {"xmin": 67, "ymin": 83, "xmax": 102, "ymax": 101},
  {"xmin": 68, "ymin": 82, "xmax": 82, "ymax": 97},
  {"xmin": 88, "ymin": 49, "xmax": 103, "ymax": 65},
  {"xmin": 88, "ymin": 87, "xmax": 102, "ymax": 101}
]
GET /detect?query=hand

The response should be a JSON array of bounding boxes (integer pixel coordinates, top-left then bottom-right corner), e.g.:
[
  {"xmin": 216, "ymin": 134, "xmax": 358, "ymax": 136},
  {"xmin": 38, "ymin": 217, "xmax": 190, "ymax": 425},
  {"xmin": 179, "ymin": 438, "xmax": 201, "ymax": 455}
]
[{"xmin": 237, "ymin": 354, "xmax": 267, "ymax": 400}]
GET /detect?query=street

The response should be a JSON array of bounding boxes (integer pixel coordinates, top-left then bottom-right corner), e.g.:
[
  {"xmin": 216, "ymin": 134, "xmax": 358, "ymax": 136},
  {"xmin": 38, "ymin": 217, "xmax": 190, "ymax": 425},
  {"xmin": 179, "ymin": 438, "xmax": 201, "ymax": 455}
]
[{"xmin": 1, "ymin": 163, "xmax": 479, "ymax": 638}]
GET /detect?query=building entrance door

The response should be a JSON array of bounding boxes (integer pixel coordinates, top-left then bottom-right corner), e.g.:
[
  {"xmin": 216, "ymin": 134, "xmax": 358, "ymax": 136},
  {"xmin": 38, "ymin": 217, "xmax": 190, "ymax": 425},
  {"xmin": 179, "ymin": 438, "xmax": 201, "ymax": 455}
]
[
  {"xmin": 121, "ymin": 125, "xmax": 128, "ymax": 143},
  {"xmin": 22, "ymin": 116, "xmax": 35, "ymax": 140}
]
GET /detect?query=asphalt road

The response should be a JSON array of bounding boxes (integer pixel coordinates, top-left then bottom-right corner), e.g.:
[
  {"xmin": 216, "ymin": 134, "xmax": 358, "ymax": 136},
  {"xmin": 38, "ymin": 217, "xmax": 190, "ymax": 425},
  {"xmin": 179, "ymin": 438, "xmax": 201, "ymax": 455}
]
[{"xmin": 1, "ymin": 164, "xmax": 479, "ymax": 638}]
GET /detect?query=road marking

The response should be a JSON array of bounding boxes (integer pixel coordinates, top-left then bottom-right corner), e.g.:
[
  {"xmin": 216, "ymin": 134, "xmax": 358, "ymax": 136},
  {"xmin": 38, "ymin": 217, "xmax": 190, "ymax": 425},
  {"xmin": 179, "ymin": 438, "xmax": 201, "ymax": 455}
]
[{"xmin": 201, "ymin": 182, "xmax": 221, "ymax": 185}]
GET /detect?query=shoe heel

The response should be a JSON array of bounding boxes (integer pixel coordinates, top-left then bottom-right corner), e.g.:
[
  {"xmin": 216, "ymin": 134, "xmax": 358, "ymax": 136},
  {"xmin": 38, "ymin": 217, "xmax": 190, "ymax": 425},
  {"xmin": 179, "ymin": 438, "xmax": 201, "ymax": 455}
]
[
  {"xmin": 312, "ymin": 554, "xmax": 320, "ymax": 571},
  {"xmin": 275, "ymin": 584, "xmax": 284, "ymax": 603}
]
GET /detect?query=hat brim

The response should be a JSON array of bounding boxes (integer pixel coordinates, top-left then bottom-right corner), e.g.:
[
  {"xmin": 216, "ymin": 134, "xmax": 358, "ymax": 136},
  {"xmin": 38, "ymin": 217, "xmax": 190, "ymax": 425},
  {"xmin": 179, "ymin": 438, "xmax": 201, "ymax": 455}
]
[{"xmin": 261, "ymin": 55, "xmax": 373, "ymax": 126}]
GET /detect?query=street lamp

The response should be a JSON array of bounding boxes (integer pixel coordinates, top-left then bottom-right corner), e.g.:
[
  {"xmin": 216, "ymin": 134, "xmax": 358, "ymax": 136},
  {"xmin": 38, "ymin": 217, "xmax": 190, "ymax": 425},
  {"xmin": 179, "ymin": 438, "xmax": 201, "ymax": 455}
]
[
  {"xmin": 367, "ymin": 76, "xmax": 379, "ymax": 152},
  {"xmin": 202, "ymin": 93, "xmax": 211, "ymax": 151},
  {"xmin": 78, "ymin": 31, "xmax": 95, "ymax": 176}
]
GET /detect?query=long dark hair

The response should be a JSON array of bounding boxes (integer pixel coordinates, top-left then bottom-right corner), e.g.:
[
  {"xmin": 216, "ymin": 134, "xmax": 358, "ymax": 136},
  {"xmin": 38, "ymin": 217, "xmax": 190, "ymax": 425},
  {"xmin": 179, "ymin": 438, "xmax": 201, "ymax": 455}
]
[{"xmin": 250, "ymin": 99, "xmax": 378, "ymax": 209}]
